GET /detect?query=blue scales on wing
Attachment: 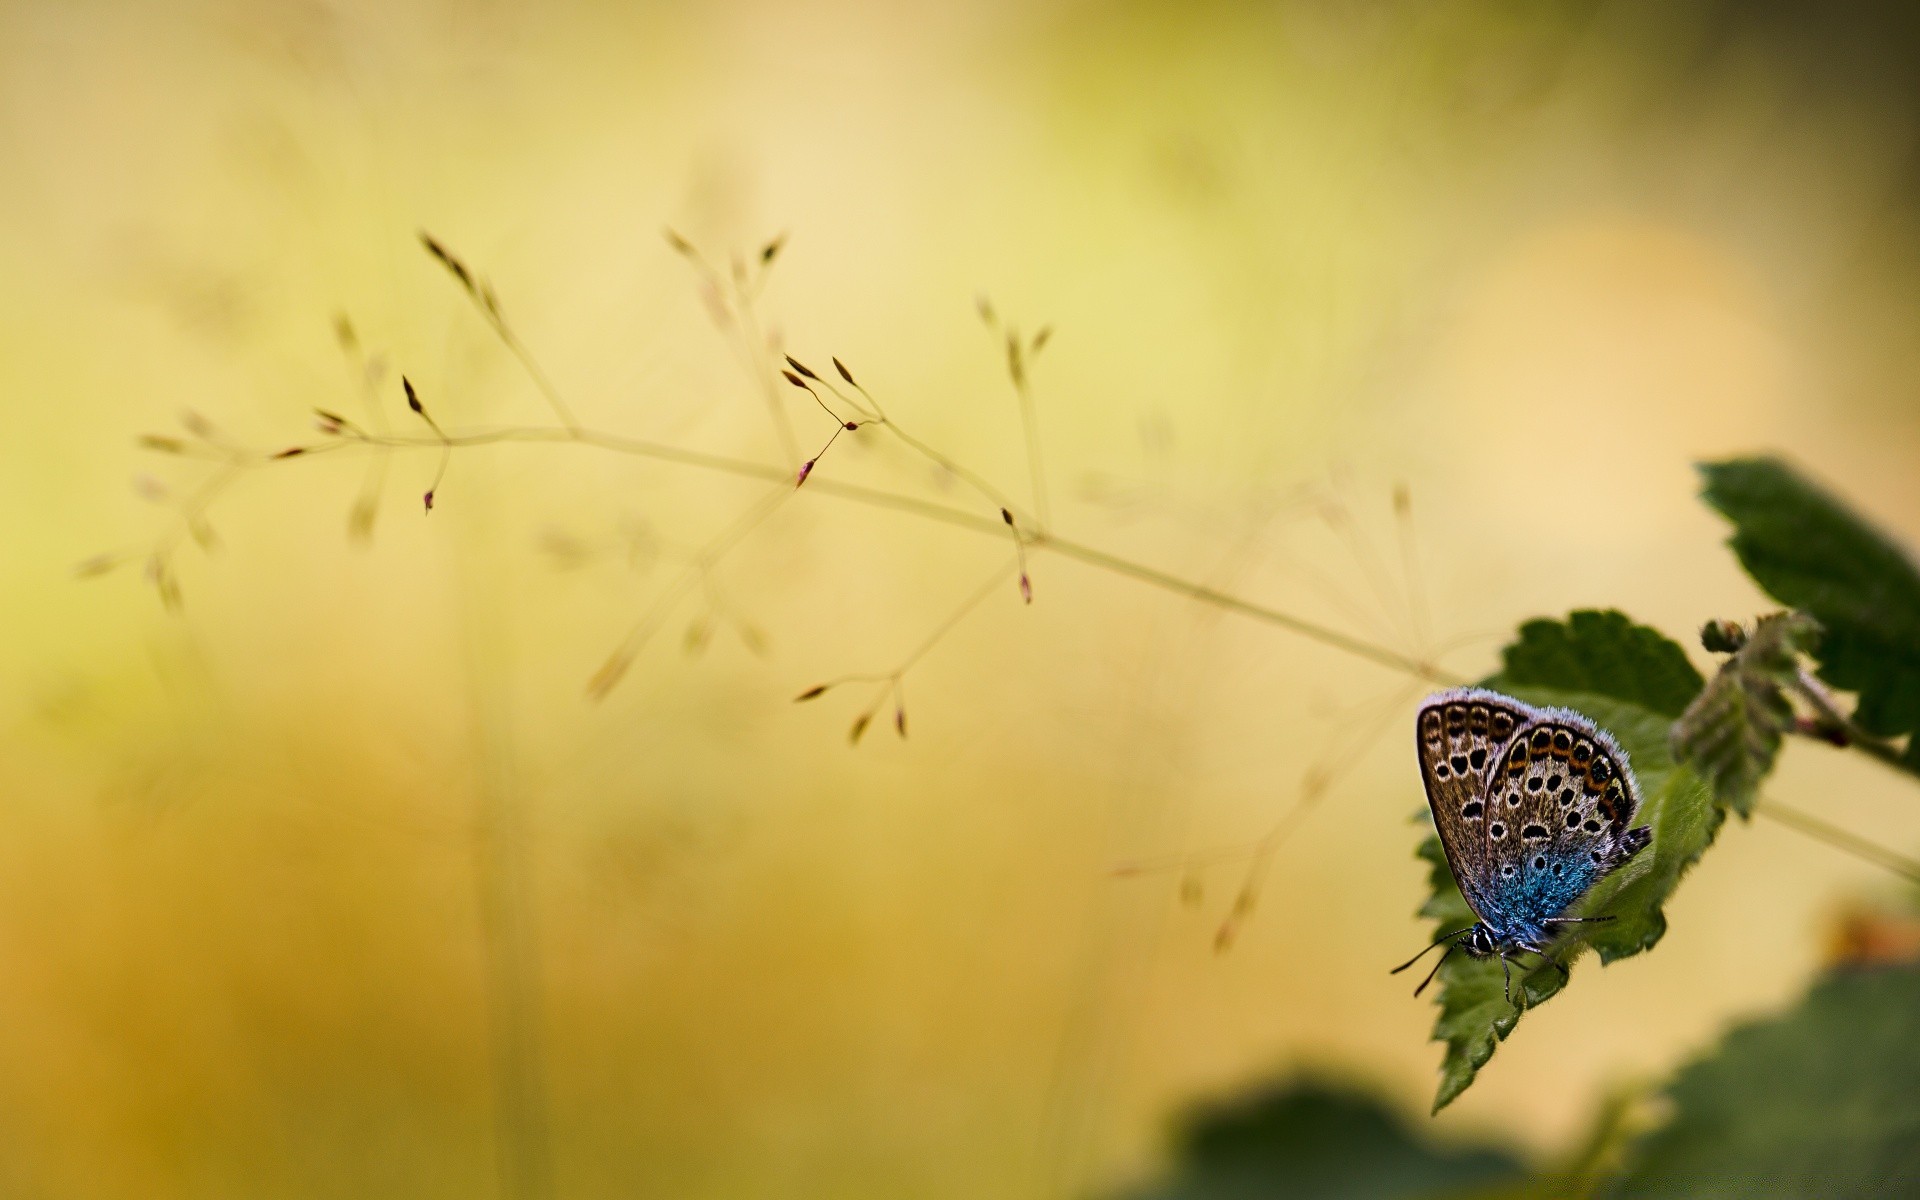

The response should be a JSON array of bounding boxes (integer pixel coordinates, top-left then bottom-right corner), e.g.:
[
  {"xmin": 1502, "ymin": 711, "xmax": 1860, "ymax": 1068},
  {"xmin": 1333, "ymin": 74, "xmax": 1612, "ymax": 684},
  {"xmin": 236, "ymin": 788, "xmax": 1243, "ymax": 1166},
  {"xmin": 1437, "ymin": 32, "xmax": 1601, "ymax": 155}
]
[{"xmin": 1473, "ymin": 711, "xmax": 1651, "ymax": 948}]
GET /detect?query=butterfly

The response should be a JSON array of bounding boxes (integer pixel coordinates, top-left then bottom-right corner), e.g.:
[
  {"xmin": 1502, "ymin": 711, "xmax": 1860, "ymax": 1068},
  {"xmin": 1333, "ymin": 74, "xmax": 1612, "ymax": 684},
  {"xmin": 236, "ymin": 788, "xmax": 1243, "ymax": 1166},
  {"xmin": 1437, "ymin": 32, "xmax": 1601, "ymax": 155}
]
[{"xmin": 1393, "ymin": 687, "xmax": 1652, "ymax": 1004}]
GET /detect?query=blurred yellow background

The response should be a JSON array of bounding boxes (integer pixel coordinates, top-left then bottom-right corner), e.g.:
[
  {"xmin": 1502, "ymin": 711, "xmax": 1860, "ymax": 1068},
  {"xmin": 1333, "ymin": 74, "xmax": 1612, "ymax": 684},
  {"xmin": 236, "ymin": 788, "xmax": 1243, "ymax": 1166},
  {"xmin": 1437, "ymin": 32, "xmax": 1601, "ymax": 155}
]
[{"xmin": 6, "ymin": 1, "xmax": 1920, "ymax": 1196}]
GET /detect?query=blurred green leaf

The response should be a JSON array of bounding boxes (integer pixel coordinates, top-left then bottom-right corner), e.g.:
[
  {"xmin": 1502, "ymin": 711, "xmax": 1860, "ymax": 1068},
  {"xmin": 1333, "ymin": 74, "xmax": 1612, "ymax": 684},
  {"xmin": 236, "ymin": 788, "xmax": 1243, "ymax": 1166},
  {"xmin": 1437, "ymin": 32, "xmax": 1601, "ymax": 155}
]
[
  {"xmin": 1121, "ymin": 1078, "xmax": 1527, "ymax": 1200},
  {"xmin": 1609, "ymin": 963, "xmax": 1920, "ymax": 1197},
  {"xmin": 1700, "ymin": 457, "xmax": 1920, "ymax": 768},
  {"xmin": 1499, "ymin": 609, "xmax": 1704, "ymax": 719},
  {"xmin": 1670, "ymin": 612, "xmax": 1821, "ymax": 817}
]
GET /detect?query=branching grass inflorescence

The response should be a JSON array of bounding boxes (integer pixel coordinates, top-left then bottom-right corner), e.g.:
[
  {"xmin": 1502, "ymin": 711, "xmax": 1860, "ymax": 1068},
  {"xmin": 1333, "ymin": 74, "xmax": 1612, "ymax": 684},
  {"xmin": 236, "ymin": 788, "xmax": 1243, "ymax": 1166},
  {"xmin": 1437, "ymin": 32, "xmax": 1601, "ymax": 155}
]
[{"xmin": 85, "ymin": 228, "xmax": 1920, "ymax": 927}]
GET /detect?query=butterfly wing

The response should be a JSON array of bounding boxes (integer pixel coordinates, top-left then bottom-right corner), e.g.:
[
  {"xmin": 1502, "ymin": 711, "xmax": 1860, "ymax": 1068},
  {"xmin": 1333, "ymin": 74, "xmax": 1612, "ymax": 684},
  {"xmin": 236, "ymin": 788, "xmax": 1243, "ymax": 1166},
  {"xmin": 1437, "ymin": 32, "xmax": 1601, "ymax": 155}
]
[
  {"xmin": 1415, "ymin": 689, "xmax": 1533, "ymax": 922},
  {"xmin": 1476, "ymin": 709, "xmax": 1652, "ymax": 940}
]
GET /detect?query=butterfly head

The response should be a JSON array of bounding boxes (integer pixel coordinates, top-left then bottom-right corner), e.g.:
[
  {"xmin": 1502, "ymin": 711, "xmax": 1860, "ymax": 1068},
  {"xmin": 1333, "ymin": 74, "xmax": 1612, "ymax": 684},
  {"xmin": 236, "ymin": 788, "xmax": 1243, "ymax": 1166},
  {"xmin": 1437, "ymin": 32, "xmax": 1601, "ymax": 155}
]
[{"xmin": 1458, "ymin": 924, "xmax": 1502, "ymax": 959}]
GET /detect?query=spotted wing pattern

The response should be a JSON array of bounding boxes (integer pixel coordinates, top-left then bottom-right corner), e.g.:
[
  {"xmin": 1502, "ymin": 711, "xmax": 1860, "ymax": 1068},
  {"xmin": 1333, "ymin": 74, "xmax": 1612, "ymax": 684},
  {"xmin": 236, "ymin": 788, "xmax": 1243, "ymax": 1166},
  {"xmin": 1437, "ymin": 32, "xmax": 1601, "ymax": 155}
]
[
  {"xmin": 1475, "ymin": 710, "xmax": 1652, "ymax": 943},
  {"xmin": 1414, "ymin": 689, "xmax": 1532, "ymax": 921}
]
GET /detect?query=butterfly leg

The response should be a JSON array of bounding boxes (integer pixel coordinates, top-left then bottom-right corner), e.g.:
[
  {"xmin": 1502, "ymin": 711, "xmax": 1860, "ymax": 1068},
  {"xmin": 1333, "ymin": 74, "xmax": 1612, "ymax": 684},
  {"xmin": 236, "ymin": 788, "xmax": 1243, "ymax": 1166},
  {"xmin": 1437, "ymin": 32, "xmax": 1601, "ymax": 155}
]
[{"xmin": 1499, "ymin": 952, "xmax": 1513, "ymax": 1004}]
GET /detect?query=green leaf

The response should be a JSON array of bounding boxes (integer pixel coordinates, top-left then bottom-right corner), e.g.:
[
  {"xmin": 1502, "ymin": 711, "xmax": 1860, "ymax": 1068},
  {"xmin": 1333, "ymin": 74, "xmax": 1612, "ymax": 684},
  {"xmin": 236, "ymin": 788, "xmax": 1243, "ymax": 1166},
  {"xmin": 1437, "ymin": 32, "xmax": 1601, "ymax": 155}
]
[
  {"xmin": 1119, "ymin": 1077, "xmax": 1527, "ymax": 1200},
  {"xmin": 1699, "ymin": 457, "xmax": 1920, "ymax": 767},
  {"xmin": 1500, "ymin": 609, "xmax": 1705, "ymax": 719},
  {"xmin": 1412, "ymin": 614, "xmax": 1719, "ymax": 1112},
  {"xmin": 1608, "ymin": 963, "xmax": 1920, "ymax": 1196},
  {"xmin": 1419, "ymin": 687, "xmax": 1719, "ymax": 1112},
  {"xmin": 1670, "ymin": 612, "xmax": 1822, "ymax": 817}
]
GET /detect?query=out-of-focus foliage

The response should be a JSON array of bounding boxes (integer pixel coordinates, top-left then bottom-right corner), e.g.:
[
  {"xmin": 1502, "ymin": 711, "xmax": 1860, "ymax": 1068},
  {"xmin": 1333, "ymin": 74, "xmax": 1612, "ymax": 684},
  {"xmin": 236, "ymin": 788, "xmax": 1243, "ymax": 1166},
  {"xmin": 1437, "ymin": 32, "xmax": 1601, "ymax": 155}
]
[
  {"xmin": 1129, "ymin": 961, "xmax": 1920, "ymax": 1199},
  {"xmin": 1700, "ymin": 457, "xmax": 1920, "ymax": 768},
  {"xmin": 1498, "ymin": 610, "xmax": 1704, "ymax": 720},
  {"xmin": 1609, "ymin": 963, "xmax": 1920, "ymax": 1197},
  {"xmin": 1120, "ymin": 1078, "xmax": 1526, "ymax": 1200},
  {"xmin": 1671, "ymin": 612, "xmax": 1822, "ymax": 817}
]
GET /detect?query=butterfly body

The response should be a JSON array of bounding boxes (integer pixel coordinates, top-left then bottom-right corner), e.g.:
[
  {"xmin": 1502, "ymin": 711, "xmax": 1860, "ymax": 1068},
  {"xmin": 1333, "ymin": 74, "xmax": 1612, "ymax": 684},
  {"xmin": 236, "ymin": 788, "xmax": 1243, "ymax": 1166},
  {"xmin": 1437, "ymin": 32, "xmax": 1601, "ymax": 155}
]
[{"xmin": 1398, "ymin": 687, "xmax": 1653, "ymax": 999}]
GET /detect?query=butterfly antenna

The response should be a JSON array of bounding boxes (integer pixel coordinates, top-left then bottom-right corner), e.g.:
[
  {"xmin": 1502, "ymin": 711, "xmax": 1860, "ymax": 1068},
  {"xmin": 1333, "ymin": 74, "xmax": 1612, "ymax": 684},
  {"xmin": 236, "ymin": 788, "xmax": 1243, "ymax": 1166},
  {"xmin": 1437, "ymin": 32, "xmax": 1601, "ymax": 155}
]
[
  {"xmin": 1390, "ymin": 925, "xmax": 1476, "ymax": 975},
  {"xmin": 1413, "ymin": 945, "xmax": 1456, "ymax": 997}
]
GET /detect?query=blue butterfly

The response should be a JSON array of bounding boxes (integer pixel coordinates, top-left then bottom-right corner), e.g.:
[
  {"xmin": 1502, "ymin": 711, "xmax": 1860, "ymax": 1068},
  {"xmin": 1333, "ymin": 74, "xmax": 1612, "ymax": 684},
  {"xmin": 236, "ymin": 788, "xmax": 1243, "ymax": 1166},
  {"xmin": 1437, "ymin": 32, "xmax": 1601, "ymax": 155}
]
[{"xmin": 1393, "ymin": 688, "xmax": 1652, "ymax": 1003}]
